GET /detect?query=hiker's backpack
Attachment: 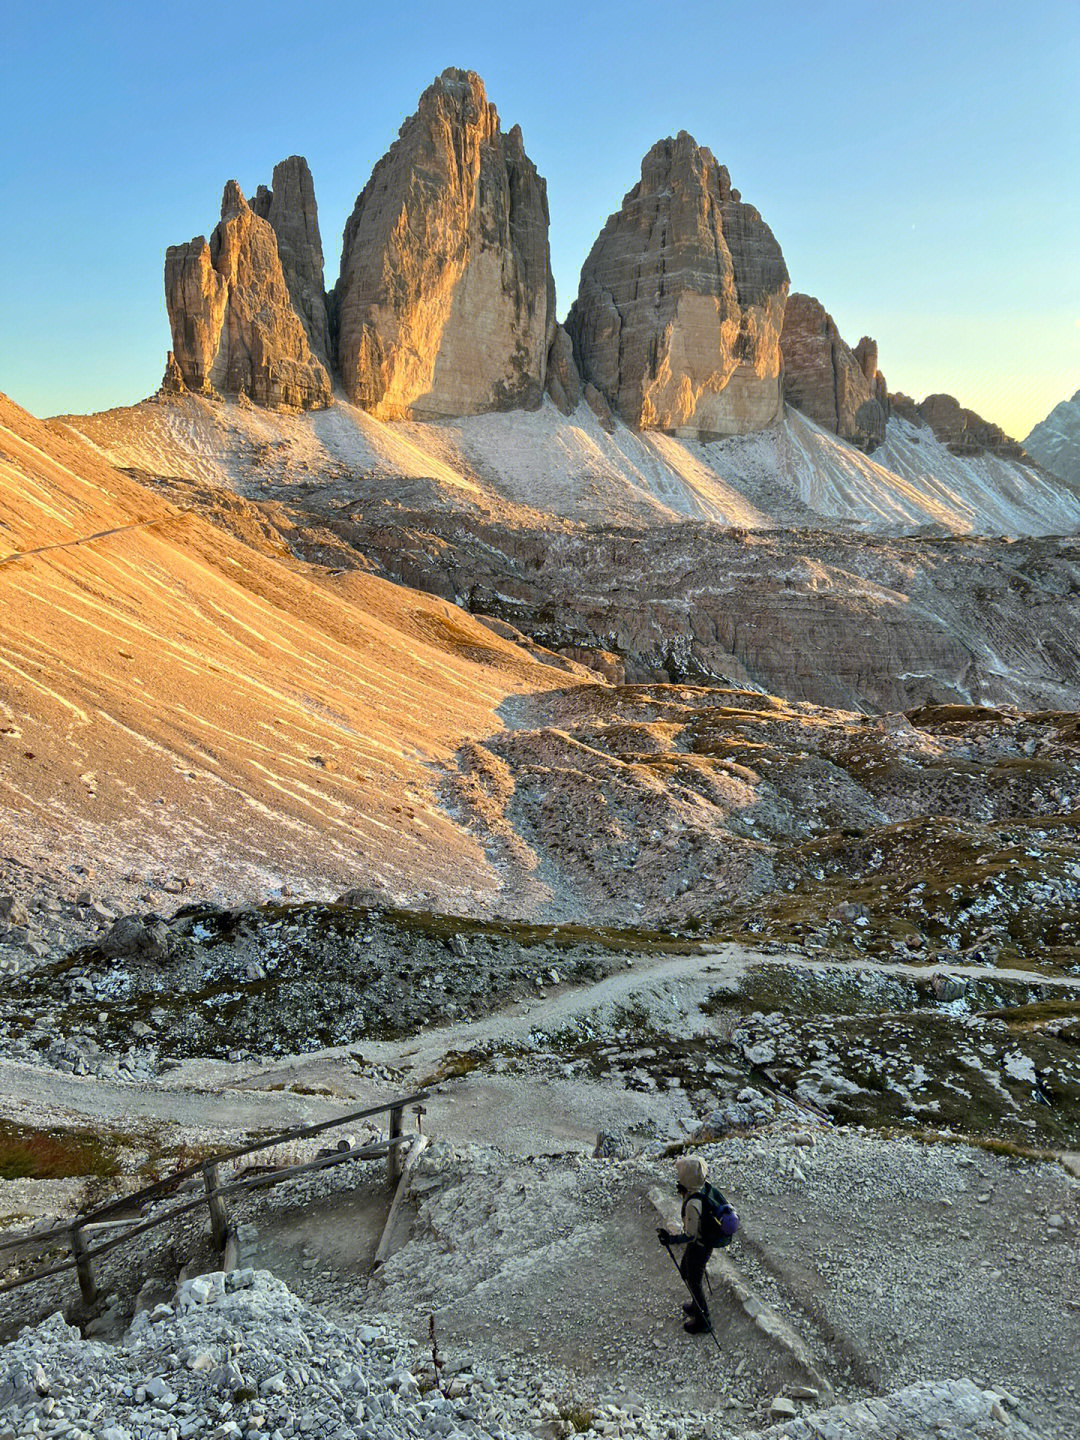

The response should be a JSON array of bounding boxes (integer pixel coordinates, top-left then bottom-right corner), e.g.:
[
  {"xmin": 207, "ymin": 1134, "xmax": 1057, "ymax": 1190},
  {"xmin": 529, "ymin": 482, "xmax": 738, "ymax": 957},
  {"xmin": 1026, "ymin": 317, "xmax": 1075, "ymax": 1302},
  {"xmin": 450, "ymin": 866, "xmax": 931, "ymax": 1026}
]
[{"xmin": 693, "ymin": 1184, "xmax": 739, "ymax": 1248}]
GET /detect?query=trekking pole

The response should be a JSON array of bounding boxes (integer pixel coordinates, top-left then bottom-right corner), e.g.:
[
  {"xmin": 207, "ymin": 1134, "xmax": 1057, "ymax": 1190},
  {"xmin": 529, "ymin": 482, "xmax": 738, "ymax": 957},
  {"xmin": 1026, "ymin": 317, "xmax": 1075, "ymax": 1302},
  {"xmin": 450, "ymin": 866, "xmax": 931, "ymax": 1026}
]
[{"xmin": 660, "ymin": 1239, "xmax": 723, "ymax": 1358}]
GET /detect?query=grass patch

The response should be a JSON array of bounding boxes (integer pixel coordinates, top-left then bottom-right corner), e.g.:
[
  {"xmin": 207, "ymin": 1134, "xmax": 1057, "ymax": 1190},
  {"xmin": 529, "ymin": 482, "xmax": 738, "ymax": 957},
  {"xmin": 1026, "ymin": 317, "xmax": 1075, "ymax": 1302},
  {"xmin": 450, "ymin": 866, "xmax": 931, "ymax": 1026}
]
[
  {"xmin": 899, "ymin": 1127, "xmax": 1066, "ymax": 1166},
  {"xmin": 559, "ymin": 1402, "xmax": 596, "ymax": 1434},
  {"xmin": 0, "ymin": 1122, "xmax": 122, "ymax": 1180}
]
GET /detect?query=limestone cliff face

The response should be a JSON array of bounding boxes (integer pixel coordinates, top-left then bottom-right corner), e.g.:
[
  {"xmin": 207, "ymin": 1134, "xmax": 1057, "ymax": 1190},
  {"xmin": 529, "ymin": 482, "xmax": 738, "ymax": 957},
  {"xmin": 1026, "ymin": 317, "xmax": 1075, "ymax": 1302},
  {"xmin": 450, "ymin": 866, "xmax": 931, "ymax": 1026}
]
[
  {"xmin": 334, "ymin": 69, "xmax": 556, "ymax": 420},
  {"xmin": 781, "ymin": 294, "xmax": 888, "ymax": 451},
  {"xmin": 164, "ymin": 181, "xmax": 332, "ymax": 410},
  {"xmin": 892, "ymin": 393, "xmax": 1027, "ymax": 459},
  {"xmin": 566, "ymin": 132, "xmax": 789, "ymax": 438},
  {"xmin": 252, "ymin": 156, "xmax": 331, "ymax": 368}
]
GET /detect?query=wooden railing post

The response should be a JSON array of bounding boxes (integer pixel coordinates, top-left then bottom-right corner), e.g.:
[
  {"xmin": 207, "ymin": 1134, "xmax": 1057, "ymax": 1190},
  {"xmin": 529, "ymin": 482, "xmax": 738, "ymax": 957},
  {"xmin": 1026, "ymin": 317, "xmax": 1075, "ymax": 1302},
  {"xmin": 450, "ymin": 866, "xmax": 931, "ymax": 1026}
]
[
  {"xmin": 203, "ymin": 1163, "xmax": 229, "ymax": 1254},
  {"xmin": 387, "ymin": 1105, "xmax": 404, "ymax": 1184},
  {"xmin": 69, "ymin": 1224, "xmax": 97, "ymax": 1307}
]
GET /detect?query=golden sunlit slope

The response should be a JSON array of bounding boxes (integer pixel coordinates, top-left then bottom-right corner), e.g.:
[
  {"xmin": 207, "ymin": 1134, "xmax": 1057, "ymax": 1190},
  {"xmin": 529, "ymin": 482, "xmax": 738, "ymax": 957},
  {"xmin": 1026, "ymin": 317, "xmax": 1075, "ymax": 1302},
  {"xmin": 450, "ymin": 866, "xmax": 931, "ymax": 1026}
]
[{"xmin": 0, "ymin": 392, "xmax": 578, "ymax": 912}]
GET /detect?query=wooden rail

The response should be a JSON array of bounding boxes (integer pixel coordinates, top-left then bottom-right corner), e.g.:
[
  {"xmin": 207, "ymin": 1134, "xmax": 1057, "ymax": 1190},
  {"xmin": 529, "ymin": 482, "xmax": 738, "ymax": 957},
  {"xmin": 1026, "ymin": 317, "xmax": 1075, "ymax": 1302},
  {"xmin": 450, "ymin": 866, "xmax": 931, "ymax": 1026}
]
[{"xmin": 0, "ymin": 1090, "xmax": 429, "ymax": 1304}]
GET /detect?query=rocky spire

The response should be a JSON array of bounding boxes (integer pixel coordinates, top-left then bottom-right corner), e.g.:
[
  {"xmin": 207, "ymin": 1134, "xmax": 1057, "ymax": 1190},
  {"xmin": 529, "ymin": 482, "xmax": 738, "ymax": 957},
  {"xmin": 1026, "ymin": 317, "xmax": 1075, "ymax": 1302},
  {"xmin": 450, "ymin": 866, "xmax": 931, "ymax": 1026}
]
[
  {"xmin": 566, "ymin": 132, "xmax": 789, "ymax": 438},
  {"xmin": 781, "ymin": 294, "xmax": 888, "ymax": 452},
  {"xmin": 164, "ymin": 180, "xmax": 333, "ymax": 410},
  {"xmin": 333, "ymin": 69, "xmax": 556, "ymax": 419},
  {"xmin": 252, "ymin": 156, "xmax": 331, "ymax": 368}
]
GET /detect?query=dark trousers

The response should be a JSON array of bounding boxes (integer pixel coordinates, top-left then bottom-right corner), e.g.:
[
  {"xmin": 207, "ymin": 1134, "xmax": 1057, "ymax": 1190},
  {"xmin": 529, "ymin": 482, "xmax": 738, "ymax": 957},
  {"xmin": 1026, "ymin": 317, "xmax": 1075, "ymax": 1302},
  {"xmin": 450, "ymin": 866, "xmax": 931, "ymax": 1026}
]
[{"xmin": 680, "ymin": 1241, "xmax": 710, "ymax": 1320}]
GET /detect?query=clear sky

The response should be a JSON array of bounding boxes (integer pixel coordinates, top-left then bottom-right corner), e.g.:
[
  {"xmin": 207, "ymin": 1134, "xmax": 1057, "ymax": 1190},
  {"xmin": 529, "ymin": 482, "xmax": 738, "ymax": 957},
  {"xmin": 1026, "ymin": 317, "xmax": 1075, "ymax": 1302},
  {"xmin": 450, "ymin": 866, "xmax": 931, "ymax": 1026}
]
[{"xmin": 2, "ymin": 0, "xmax": 1077, "ymax": 439}]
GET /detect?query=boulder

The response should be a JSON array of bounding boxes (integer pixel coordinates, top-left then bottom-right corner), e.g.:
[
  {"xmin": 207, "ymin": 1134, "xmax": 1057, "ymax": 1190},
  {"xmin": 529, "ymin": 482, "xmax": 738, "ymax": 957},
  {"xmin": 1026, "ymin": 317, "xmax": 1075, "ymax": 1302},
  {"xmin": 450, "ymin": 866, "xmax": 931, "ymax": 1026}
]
[
  {"xmin": 567, "ymin": 131, "xmax": 789, "ymax": 437},
  {"xmin": 334, "ymin": 68, "xmax": 556, "ymax": 419},
  {"xmin": 781, "ymin": 293, "xmax": 888, "ymax": 451},
  {"xmin": 0, "ymin": 895, "xmax": 30, "ymax": 929},
  {"xmin": 164, "ymin": 180, "xmax": 333, "ymax": 410},
  {"xmin": 931, "ymin": 972, "xmax": 970, "ymax": 1003},
  {"xmin": 102, "ymin": 915, "xmax": 172, "ymax": 962}
]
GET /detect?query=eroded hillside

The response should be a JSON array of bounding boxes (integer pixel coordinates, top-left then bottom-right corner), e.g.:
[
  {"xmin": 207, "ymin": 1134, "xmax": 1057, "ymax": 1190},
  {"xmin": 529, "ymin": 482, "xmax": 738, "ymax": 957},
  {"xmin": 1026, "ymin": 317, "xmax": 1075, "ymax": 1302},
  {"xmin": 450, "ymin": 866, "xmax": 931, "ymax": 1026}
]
[
  {"xmin": 0, "ymin": 392, "xmax": 590, "ymax": 927},
  {"xmin": 60, "ymin": 394, "xmax": 1080, "ymax": 716}
]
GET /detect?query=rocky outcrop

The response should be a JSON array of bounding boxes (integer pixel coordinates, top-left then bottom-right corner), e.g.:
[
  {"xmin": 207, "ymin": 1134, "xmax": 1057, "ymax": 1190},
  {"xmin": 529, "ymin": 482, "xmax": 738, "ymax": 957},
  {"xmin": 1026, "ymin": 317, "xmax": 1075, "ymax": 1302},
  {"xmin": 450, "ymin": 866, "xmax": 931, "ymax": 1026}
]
[
  {"xmin": 566, "ymin": 132, "xmax": 789, "ymax": 438},
  {"xmin": 1025, "ymin": 390, "xmax": 1080, "ymax": 485},
  {"xmin": 252, "ymin": 156, "xmax": 331, "ymax": 367},
  {"xmin": 159, "ymin": 350, "xmax": 186, "ymax": 395},
  {"xmin": 164, "ymin": 181, "xmax": 332, "ymax": 410},
  {"xmin": 334, "ymin": 69, "xmax": 556, "ymax": 420},
  {"xmin": 892, "ymin": 392, "xmax": 1027, "ymax": 459},
  {"xmin": 583, "ymin": 383, "xmax": 615, "ymax": 432},
  {"xmin": 545, "ymin": 325, "xmax": 581, "ymax": 415},
  {"xmin": 781, "ymin": 294, "xmax": 888, "ymax": 451}
]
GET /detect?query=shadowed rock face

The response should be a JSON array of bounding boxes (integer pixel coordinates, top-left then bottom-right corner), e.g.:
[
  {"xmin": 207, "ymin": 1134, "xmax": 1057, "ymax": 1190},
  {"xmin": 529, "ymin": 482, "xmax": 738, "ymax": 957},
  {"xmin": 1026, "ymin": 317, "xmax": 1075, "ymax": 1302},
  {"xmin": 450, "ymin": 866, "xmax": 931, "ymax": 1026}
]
[
  {"xmin": 164, "ymin": 181, "xmax": 332, "ymax": 410},
  {"xmin": 567, "ymin": 132, "xmax": 789, "ymax": 438},
  {"xmin": 1026, "ymin": 390, "xmax": 1080, "ymax": 485},
  {"xmin": 545, "ymin": 324, "xmax": 581, "ymax": 415},
  {"xmin": 252, "ymin": 156, "xmax": 331, "ymax": 368},
  {"xmin": 892, "ymin": 392, "xmax": 1027, "ymax": 460},
  {"xmin": 333, "ymin": 69, "xmax": 556, "ymax": 420},
  {"xmin": 781, "ymin": 293, "xmax": 888, "ymax": 452}
]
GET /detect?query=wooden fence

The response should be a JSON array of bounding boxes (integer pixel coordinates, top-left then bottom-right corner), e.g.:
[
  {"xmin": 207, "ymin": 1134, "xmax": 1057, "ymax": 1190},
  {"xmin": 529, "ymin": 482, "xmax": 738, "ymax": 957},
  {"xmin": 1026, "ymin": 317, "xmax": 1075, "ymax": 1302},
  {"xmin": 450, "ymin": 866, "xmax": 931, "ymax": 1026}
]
[{"xmin": 0, "ymin": 1090, "xmax": 429, "ymax": 1306}]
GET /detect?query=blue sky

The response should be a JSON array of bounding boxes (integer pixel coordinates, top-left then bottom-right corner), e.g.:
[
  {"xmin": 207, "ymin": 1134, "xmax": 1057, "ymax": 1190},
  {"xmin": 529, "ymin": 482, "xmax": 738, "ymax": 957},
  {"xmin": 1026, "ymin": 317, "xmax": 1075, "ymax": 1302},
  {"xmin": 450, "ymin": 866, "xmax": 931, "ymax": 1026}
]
[{"xmin": 2, "ymin": 0, "xmax": 1077, "ymax": 437}]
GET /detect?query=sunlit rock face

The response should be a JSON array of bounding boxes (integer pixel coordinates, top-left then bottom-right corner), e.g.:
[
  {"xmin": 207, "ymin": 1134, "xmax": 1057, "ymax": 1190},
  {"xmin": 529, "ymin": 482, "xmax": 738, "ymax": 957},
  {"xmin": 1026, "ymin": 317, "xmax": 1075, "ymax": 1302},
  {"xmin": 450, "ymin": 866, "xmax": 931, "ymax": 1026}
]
[
  {"xmin": 333, "ymin": 68, "xmax": 556, "ymax": 420},
  {"xmin": 781, "ymin": 293, "xmax": 888, "ymax": 452},
  {"xmin": 567, "ymin": 132, "xmax": 789, "ymax": 439},
  {"xmin": 252, "ymin": 155, "xmax": 332, "ymax": 369},
  {"xmin": 164, "ymin": 180, "xmax": 333, "ymax": 410}
]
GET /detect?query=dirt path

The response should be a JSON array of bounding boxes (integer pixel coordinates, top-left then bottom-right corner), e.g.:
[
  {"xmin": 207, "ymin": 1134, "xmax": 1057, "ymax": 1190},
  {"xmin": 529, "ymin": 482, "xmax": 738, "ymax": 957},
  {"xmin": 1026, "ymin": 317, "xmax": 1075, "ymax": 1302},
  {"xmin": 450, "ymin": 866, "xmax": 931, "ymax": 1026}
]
[
  {"xmin": 0, "ymin": 513, "xmax": 190, "ymax": 566},
  {"xmin": 4, "ymin": 940, "xmax": 1078, "ymax": 1143}
]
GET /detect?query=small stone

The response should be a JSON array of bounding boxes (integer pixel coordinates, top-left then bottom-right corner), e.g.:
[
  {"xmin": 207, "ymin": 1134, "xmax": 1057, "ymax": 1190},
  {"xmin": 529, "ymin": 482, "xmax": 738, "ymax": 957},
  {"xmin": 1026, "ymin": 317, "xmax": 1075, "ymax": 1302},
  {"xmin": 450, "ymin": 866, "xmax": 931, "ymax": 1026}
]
[{"xmin": 770, "ymin": 1395, "xmax": 798, "ymax": 1418}]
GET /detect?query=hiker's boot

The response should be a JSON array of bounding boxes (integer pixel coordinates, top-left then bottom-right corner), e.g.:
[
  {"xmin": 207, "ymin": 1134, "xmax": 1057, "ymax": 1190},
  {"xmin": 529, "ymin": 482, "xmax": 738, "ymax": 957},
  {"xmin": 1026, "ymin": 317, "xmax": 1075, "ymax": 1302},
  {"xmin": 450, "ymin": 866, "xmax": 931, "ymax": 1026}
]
[
  {"xmin": 682, "ymin": 1301, "xmax": 696, "ymax": 1315},
  {"xmin": 683, "ymin": 1314, "xmax": 710, "ymax": 1334}
]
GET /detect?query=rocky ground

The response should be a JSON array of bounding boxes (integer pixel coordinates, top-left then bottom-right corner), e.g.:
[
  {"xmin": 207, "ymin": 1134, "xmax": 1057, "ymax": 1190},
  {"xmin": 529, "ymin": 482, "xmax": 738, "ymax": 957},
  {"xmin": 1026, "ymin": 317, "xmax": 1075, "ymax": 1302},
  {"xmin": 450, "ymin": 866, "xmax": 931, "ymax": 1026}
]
[
  {"xmin": 1, "ymin": 922, "xmax": 1077, "ymax": 1437},
  {"xmin": 0, "ymin": 1266, "xmax": 1045, "ymax": 1440},
  {"xmin": 4, "ymin": 686, "xmax": 1080, "ymax": 961}
]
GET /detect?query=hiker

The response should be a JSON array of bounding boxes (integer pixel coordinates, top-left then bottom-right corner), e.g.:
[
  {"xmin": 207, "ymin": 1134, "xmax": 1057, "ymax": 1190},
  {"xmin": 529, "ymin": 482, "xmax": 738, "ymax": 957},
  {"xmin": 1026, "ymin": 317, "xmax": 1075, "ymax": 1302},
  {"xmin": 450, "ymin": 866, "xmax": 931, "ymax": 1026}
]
[{"xmin": 657, "ymin": 1155, "xmax": 738, "ymax": 1335}]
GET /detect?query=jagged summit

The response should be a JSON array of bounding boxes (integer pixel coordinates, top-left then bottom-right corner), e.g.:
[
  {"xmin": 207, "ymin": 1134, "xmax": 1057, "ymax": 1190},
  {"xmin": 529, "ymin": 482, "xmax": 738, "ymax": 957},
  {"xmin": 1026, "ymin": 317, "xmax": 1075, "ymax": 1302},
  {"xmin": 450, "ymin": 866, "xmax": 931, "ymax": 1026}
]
[
  {"xmin": 163, "ymin": 174, "xmax": 333, "ymax": 410},
  {"xmin": 251, "ymin": 155, "xmax": 331, "ymax": 368},
  {"xmin": 155, "ymin": 68, "xmax": 1048, "ymax": 471},
  {"xmin": 567, "ymin": 130, "xmax": 790, "ymax": 438},
  {"xmin": 333, "ymin": 68, "xmax": 556, "ymax": 419}
]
